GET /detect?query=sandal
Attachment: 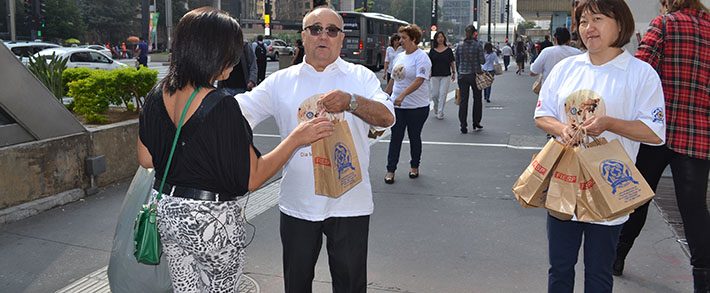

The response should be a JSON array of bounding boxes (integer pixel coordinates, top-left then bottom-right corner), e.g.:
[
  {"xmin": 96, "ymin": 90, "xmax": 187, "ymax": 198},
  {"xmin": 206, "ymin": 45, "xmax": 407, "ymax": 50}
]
[
  {"xmin": 384, "ymin": 172, "xmax": 395, "ymax": 184},
  {"xmin": 409, "ymin": 168, "xmax": 419, "ymax": 178}
]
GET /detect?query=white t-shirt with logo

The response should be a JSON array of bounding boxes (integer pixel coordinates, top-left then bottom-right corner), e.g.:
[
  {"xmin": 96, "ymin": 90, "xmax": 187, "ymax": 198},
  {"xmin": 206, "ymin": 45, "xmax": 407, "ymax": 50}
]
[
  {"xmin": 534, "ymin": 50, "xmax": 666, "ymax": 226},
  {"xmin": 390, "ymin": 48, "xmax": 432, "ymax": 109},
  {"xmin": 236, "ymin": 57, "xmax": 395, "ymax": 221},
  {"xmin": 386, "ymin": 46, "xmax": 404, "ymax": 74}
]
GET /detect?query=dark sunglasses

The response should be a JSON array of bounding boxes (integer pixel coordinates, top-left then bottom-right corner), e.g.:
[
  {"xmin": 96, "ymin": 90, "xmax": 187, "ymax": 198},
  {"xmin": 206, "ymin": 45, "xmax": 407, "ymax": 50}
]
[{"xmin": 304, "ymin": 25, "xmax": 343, "ymax": 38}]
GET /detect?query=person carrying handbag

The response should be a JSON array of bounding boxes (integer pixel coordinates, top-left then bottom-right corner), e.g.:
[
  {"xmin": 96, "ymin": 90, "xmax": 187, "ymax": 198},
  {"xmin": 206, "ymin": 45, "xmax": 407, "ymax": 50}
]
[
  {"xmin": 455, "ymin": 25, "xmax": 486, "ymax": 133},
  {"xmin": 481, "ymin": 42, "xmax": 498, "ymax": 103}
]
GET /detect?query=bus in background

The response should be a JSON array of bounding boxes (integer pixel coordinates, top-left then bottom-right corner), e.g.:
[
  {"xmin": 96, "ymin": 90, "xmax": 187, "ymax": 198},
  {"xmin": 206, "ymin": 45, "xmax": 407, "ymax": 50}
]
[{"xmin": 339, "ymin": 11, "xmax": 408, "ymax": 71}]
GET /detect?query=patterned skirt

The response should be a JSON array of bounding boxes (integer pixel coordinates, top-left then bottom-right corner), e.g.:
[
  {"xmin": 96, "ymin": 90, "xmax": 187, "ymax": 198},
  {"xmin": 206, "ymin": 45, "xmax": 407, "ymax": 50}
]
[{"xmin": 157, "ymin": 192, "xmax": 246, "ymax": 293}]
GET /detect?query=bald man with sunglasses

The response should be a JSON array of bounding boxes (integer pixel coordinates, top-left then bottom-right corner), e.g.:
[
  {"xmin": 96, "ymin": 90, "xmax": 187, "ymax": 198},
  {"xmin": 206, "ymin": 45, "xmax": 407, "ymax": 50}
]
[{"xmin": 236, "ymin": 6, "xmax": 395, "ymax": 293}]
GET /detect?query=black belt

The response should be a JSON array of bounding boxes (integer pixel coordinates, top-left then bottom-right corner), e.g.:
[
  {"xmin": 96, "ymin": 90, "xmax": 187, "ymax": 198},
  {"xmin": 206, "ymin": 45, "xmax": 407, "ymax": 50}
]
[{"xmin": 153, "ymin": 179, "xmax": 238, "ymax": 202}]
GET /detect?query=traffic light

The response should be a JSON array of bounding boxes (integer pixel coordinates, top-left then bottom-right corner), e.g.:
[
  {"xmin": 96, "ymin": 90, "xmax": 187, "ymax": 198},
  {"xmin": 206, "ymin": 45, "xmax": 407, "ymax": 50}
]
[
  {"xmin": 505, "ymin": 4, "xmax": 510, "ymax": 13},
  {"xmin": 265, "ymin": 0, "xmax": 271, "ymax": 15},
  {"xmin": 38, "ymin": 0, "xmax": 46, "ymax": 17}
]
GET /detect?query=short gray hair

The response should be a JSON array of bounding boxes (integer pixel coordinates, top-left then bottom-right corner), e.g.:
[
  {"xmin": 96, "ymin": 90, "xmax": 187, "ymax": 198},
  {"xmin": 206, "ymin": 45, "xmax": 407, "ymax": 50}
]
[{"xmin": 302, "ymin": 6, "xmax": 344, "ymax": 29}]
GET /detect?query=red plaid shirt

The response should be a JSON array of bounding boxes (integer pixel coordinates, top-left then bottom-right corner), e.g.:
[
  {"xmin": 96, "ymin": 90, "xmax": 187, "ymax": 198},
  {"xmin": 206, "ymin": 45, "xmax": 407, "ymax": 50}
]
[{"xmin": 635, "ymin": 9, "xmax": 709, "ymax": 160}]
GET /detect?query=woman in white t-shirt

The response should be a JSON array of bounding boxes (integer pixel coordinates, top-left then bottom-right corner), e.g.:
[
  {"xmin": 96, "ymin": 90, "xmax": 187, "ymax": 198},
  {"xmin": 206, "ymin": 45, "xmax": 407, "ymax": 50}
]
[
  {"xmin": 533, "ymin": 1, "xmax": 665, "ymax": 292},
  {"xmin": 481, "ymin": 42, "xmax": 498, "ymax": 103},
  {"xmin": 383, "ymin": 33, "xmax": 403, "ymax": 82},
  {"xmin": 383, "ymin": 24, "xmax": 432, "ymax": 184}
]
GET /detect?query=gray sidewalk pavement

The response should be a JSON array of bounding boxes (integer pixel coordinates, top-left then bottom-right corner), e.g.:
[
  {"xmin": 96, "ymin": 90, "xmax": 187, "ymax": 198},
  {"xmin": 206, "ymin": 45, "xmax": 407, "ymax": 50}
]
[{"xmin": 0, "ymin": 64, "xmax": 696, "ymax": 292}]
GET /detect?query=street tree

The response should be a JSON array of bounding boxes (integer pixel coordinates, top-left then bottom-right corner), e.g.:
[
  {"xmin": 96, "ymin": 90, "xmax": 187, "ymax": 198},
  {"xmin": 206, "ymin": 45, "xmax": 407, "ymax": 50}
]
[
  {"xmin": 42, "ymin": 0, "xmax": 86, "ymax": 44},
  {"xmin": 79, "ymin": 0, "xmax": 139, "ymax": 44}
]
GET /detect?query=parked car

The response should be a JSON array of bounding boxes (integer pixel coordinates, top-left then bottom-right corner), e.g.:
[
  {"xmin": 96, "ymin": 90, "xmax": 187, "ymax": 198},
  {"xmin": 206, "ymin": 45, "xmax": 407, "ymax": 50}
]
[
  {"xmin": 79, "ymin": 44, "xmax": 112, "ymax": 58},
  {"xmin": 34, "ymin": 47, "xmax": 128, "ymax": 70},
  {"xmin": 3, "ymin": 41, "xmax": 61, "ymax": 65},
  {"xmin": 263, "ymin": 39, "xmax": 294, "ymax": 61}
]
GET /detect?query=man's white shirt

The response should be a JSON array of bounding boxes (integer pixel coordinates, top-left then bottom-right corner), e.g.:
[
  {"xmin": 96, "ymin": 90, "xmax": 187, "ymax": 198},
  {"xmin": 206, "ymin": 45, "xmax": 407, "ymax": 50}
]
[
  {"xmin": 530, "ymin": 45, "xmax": 583, "ymax": 83},
  {"xmin": 236, "ymin": 57, "xmax": 395, "ymax": 221},
  {"xmin": 501, "ymin": 45, "xmax": 513, "ymax": 56}
]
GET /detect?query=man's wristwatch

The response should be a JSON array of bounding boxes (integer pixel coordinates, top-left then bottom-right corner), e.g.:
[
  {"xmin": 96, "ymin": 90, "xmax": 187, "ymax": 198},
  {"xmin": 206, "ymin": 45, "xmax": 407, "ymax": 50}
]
[{"xmin": 347, "ymin": 92, "xmax": 359, "ymax": 112}]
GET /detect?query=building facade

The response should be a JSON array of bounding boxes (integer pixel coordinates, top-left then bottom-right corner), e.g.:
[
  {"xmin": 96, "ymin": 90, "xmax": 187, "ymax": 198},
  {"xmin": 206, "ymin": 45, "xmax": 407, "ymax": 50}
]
[{"xmin": 440, "ymin": 0, "xmax": 473, "ymax": 37}]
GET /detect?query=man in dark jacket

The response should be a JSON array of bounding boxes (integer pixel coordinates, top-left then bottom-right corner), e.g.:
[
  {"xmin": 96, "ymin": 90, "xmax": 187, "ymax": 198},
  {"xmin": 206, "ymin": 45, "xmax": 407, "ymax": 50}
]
[
  {"xmin": 455, "ymin": 25, "xmax": 485, "ymax": 133},
  {"xmin": 253, "ymin": 35, "xmax": 268, "ymax": 84},
  {"xmin": 218, "ymin": 41, "xmax": 257, "ymax": 95}
]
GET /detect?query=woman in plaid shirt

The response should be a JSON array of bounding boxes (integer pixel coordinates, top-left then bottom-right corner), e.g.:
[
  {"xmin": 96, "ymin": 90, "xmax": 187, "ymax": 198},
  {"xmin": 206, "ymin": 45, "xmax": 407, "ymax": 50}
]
[{"xmin": 612, "ymin": 0, "xmax": 709, "ymax": 291}]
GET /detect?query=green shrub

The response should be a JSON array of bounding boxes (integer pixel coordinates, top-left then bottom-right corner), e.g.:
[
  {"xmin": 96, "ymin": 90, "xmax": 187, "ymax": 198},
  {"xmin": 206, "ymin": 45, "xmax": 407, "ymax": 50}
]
[
  {"xmin": 63, "ymin": 68, "xmax": 94, "ymax": 93},
  {"xmin": 68, "ymin": 72, "xmax": 111, "ymax": 123},
  {"xmin": 65, "ymin": 67, "xmax": 158, "ymax": 124},
  {"xmin": 28, "ymin": 53, "xmax": 68, "ymax": 101},
  {"xmin": 112, "ymin": 67, "xmax": 158, "ymax": 112}
]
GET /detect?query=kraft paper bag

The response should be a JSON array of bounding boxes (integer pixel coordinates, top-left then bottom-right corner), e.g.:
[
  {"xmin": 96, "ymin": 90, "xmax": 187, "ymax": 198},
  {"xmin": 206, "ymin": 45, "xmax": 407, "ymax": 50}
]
[
  {"xmin": 513, "ymin": 153, "xmax": 551, "ymax": 208},
  {"xmin": 575, "ymin": 165, "xmax": 633, "ymax": 222},
  {"xmin": 545, "ymin": 147, "xmax": 579, "ymax": 221},
  {"xmin": 312, "ymin": 118, "xmax": 363, "ymax": 198},
  {"xmin": 512, "ymin": 138, "xmax": 565, "ymax": 208},
  {"xmin": 576, "ymin": 139, "xmax": 654, "ymax": 218}
]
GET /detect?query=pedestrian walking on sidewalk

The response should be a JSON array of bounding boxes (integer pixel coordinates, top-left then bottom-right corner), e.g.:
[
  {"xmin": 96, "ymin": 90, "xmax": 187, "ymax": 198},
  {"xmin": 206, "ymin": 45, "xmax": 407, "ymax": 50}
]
[
  {"xmin": 530, "ymin": 27, "xmax": 582, "ymax": 86},
  {"xmin": 428, "ymin": 31, "xmax": 456, "ymax": 119},
  {"xmin": 455, "ymin": 25, "xmax": 485, "ymax": 133},
  {"xmin": 120, "ymin": 42, "xmax": 127, "ymax": 59},
  {"xmin": 136, "ymin": 7, "xmax": 333, "ymax": 292},
  {"xmin": 612, "ymin": 0, "xmax": 710, "ymax": 290},
  {"xmin": 253, "ymin": 35, "xmax": 268, "ymax": 84},
  {"xmin": 291, "ymin": 39, "xmax": 305, "ymax": 65},
  {"xmin": 134, "ymin": 37, "xmax": 149, "ymax": 68},
  {"xmin": 218, "ymin": 41, "xmax": 258, "ymax": 95},
  {"xmin": 383, "ymin": 34, "xmax": 403, "ymax": 82},
  {"xmin": 481, "ymin": 42, "xmax": 498, "ymax": 103},
  {"xmin": 534, "ymin": 0, "xmax": 666, "ymax": 292},
  {"xmin": 514, "ymin": 41, "xmax": 527, "ymax": 75},
  {"xmin": 384, "ymin": 24, "xmax": 431, "ymax": 184},
  {"xmin": 501, "ymin": 42, "xmax": 513, "ymax": 71},
  {"xmin": 236, "ymin": 7, "xmax": 395, "ymax": 293}
]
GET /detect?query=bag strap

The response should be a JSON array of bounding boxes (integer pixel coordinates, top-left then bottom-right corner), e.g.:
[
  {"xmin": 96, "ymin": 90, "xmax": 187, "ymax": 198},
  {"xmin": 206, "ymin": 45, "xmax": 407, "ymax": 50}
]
[
  {"xmin": 156, "ymin": 86, "xmax": 202, "ymax": 201},
  {"xmin": 655, "ymin": 14, "xmax": 667, "ymax": 73}
]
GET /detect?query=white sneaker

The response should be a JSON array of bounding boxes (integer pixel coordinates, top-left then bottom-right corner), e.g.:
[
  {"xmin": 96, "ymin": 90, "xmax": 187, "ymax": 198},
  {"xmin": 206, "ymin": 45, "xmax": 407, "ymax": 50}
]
[{"xmin": 437, "ymin": 113, "xmax": 444, "ymax": 120}]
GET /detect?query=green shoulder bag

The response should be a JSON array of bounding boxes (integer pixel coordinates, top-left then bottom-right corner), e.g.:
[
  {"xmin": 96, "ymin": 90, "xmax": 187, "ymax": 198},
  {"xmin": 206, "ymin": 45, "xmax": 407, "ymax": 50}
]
[{"xmin": 134, "ymin": 86, "xmax": 201, "ymax": 265}]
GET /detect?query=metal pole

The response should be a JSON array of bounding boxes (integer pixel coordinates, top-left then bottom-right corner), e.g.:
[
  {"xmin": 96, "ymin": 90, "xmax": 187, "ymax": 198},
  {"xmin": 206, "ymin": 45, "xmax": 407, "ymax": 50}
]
[
  {"xmin": 142, "ymin": 0, "xmax": 150, "ymax": 41},
  {"xmin": 487, "ymin": 0, "xmax": 491, "ymax": 42},
  {"xmin": 475, "ymin": 0, "xmax": 480, "ymax": 32},
  {"xmin": 505, "ymin": 0, "xmax": 510, "ymax": 42},
  {"xmin": 213, "ymin": 0, "xmax": 220, "ymax": 10},
  {"xmin": 8, "ymin": 0, "xmax": 16, "ymax": 41},
  {"xmin": 166, "ymin": 0, "xmax": 173, "ymax": 51},
  {"xmin": 412, "ymin": 0, "xmax": 415, "ymax": 24}
]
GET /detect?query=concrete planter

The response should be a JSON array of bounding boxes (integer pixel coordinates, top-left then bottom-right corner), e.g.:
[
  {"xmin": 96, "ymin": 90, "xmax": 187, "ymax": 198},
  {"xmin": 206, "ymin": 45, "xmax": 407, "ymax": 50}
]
[{"xmin": 0, "ymin": 119, "xmax": 139, "ymax": 222}]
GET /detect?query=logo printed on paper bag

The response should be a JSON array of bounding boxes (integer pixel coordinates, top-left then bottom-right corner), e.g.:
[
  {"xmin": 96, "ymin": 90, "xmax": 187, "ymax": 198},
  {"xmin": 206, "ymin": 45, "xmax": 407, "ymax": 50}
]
[
  {"xmin": 334, "ymin": 142, "xmax": 355, "ymax": 179},
  {"xmin": 600, "ymin": 159, "xmax": 639, "ymax": 194},
  {"xmin": 532, "ymin": 160, "xmax": 547, "ymax": 175}
]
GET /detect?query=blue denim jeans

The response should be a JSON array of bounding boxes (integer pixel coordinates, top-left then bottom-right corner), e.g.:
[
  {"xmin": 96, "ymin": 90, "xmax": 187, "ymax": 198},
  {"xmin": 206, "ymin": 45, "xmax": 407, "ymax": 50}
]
[{"xmin": 547, "ymin": 214, "xmax": 622, "ymax": 293}]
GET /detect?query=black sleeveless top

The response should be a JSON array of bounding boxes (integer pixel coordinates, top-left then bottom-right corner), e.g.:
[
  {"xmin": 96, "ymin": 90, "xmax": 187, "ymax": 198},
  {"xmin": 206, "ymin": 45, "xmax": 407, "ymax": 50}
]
[{"xmin": 139, "ymin": 85, "xmax": 261, "ymax": 196}]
